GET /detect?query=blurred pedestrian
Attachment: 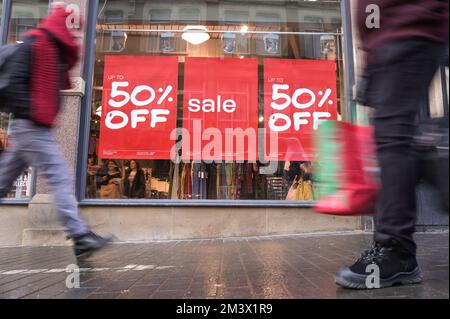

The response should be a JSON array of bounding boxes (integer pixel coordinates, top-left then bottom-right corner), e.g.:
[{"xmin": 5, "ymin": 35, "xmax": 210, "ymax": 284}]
[
  {"xmin": 0, "ymin": 2, "xmax": 112, "ymax": 259},
  {"xmin": 336, "ymin": 0, "xmax": 448, "ymax": 289}
]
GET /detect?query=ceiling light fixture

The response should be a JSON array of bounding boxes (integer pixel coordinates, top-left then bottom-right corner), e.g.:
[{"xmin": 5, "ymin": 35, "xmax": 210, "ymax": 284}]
[{"xmin": 182, "ymin": 25, "xmax": 210, "ymax": 45}]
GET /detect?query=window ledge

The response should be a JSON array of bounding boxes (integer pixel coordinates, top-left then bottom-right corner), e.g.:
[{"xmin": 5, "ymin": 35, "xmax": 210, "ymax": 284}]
[
  {"xmin": 60, "ymin": 77, "xmax": 85, "ymax": 97},
  {"xmin": 0, "ymin": 199, "xmax": 30, "ymax": 205},
  {"xmin": 79, "ymin": 199, "xmax": 315, "ymax": 208}
]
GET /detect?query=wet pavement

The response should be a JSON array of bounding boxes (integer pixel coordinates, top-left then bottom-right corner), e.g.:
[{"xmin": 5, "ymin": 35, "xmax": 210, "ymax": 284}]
[{"xmin": 0, "ymin": 231, "xmax": 448, "ymax": 299}]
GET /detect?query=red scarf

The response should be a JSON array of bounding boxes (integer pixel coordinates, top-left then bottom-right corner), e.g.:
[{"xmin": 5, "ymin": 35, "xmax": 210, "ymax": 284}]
[{"xmin": 26, "ymin": 8, "xmax": 80, "ymax": 127}]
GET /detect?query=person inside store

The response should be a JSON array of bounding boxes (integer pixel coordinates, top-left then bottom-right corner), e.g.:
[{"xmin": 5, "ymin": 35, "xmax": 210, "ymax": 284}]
[
  {"xmin": 111, "ymin": 31, "xmax": 127, "ymax": 52},
  {"xmin": 86, "ymin": 157, "xmax": 99, "ymax": 199},
  {"xmin": 123, "ymin": 160, "xmax": 146, "ymax": 199},
  {"xmin": 99, "ymin": 160, "xmax": 122, "ymax": 199}
]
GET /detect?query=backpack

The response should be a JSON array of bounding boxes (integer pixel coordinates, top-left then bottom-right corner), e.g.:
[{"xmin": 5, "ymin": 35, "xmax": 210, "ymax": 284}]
[{"xmin": 0, "ymin": 43, "xmax": 21, "ymax": 112}]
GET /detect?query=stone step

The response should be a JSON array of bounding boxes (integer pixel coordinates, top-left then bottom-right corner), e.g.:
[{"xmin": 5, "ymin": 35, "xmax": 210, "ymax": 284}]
[{"xmin": 22, "ymin": 228, "xmax": 70, "ymax": 247}]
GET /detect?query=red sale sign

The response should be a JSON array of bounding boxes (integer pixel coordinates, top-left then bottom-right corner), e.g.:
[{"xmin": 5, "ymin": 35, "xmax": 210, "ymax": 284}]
[
  {"xmin": 264, "ymin": 59, "xmax": 338, "ymax": 161},
  {"xmin": 99, "ymin": 56, "xmax": 178, "ymax": 159},
  {"xmin": 182, "ymin": 58, "xmax": 259, "ymax": 161}
]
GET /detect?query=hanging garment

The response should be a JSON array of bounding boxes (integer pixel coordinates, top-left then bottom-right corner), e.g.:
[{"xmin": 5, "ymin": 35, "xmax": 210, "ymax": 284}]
[
  {"xmin": 207, "ymin": 163, "xmax": 217, "ymax": 200},
  {"xmin": 183, "ymin": 162, "xmax": 192, "ymax": 199},
  {"xmin": 192, "ymin": 162, "xmax": 201, "ymax": 199},
  {"xmin": 170, "ymin": 163, "xmax": 180, "ymax": 200},
  {"xmin": 282, "ymin": 169, "xmax": 291, "ymax": 198},
  {"xmin": 242, "ymin": 163, "xmax": 254, "ymax": 197},
  {"xmin": 192, "ymin": 162, "xmax": 208, "ymax": 199},
  {"xmin": 217, "ymin": 164, "xmax": 227, "ymax": 199},
  {"xmin": 179, "ymin": 163, "xmax": 186, "ymax": 199},
  {"xmin": 253, "ymin": 163, "xmax": 267, "ymax": 200},
  {"xmin": 231, "ymin": 163, "xmax": 244, "ymax": 200},
  {"xmin": 200, "ymin": 162, "xmax": 208, "ymax": 199},
  {"xmin": 225, "ymin": 163, "xmax": 233, "ymax": 199}
]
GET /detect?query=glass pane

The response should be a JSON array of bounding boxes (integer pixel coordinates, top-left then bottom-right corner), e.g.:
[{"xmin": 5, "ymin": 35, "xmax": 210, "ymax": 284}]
[
  {"xmin": 87, "ymin": 0, "xmax": 343, "ymax": 201},
  {"xmin": 0, "ymin": 114, "xmax": 33, "ymax": 199},
  {"xmin": 8, "ymin": 0, "xmax": 50, "ymax": 44},
  {"xmin": 0, "ymin": 0, "xmax": 49, "ymax": 200}
]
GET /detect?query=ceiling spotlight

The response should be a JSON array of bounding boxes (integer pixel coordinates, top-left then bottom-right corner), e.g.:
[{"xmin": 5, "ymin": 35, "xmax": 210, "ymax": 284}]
[
  {"xmin": 182, "ymin": 25, "xmax": 210, "ymax": 45},
  {"xmin": 240, "ymin": 25, "xmax": 249, "ymax": 33}
]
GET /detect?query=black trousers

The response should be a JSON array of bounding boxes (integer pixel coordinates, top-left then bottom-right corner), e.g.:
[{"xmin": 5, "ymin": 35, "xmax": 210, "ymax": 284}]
[{"xmin": 369, "ymin": 39, "xmax": 447, "ymax": 255}]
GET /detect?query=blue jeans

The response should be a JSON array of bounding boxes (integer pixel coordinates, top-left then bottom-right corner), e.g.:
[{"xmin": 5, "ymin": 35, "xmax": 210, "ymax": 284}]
[{"xmin": 0, "ymin": 119, "xmax": 89, "ymax": 237}]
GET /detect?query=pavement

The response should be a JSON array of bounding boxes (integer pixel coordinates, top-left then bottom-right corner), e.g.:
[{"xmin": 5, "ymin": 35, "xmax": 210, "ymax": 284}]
[{"xmin": 0, "ymin": 231, "xmax": 448, "ymax": 299}]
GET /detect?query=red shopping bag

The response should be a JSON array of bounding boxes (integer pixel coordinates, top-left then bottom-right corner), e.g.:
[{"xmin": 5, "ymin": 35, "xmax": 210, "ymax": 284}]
[{"xmin": 314, "ymin": 121, "xmax": 379, "ymax": 216}]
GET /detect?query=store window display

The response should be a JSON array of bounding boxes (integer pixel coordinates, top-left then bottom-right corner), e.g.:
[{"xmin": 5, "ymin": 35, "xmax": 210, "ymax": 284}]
[
  {"xmin": 0, "ymin": 113, "xmax": 32, "ymax": 199},
  {"xmin": 7, "ymin": 0, "xmax": 51, "ymax": 44},
  {"xmin": 86, "ymin": 0, "xmax": 344, "ymax": 202},
  {"xmin": 0, "ymin": 0, "xmax": 51, "ymax": 200}
]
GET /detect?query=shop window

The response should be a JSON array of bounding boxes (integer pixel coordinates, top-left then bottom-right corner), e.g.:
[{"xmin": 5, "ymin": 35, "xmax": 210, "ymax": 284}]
[
  {"xmin": 104, "ymin": 10, "xmax": 124, "ymax": 24},
  {"xmin": 7, "ymin": 0, "xmax": 50, "ymax": 44},
  {"xmin": 223, "ymin": 10, "xmax": 249, "ymax": 26},
  {"xmin": 0, "ymin": 0, "xmax": 49, "ymax": 200},
  {"xmin": 0, "ymin": 114, "xmax": 33, "ymax": 199},
  {"xmin": 86, "ymin": 0, "xmax": 344, "ymax": 203},
  {"xmin": 304, "ymin": 16, "xmax": 325, "ymax": 32},
  {"xmin": 149, "ymin": 8, "xmax": 172, "ymax": 23},
  {"xmin": 178, "ymin": 8, "xmax": 201, "ymax": 23},
  {"xmin": 331, "ymin": 17, "xmax": 342, "ymax": 25},
  {"xmin": 255, "ymin": 12, "xmax": 281, "ymax": 26},
  {"xmin": 15, "ymin": 13, "xmax": 34, "ymax": 38}
]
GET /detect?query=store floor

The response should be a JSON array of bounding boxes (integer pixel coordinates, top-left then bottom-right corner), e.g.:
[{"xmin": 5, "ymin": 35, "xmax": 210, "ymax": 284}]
[{"xmin": 0, "ymin": 231, "xmax": 448, "ymax": 299}]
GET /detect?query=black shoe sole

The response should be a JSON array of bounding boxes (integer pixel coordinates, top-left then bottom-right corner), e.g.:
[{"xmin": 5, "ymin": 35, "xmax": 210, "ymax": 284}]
[
  {"xmin": 75, "ymin": 237, "xmax": 113, "ymax": 260},
  {"xmin": 335, "ymin": 266, "xmax": 423, "ymax": 289}
]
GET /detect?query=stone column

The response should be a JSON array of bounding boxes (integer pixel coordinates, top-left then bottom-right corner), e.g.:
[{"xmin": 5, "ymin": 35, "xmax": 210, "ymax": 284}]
[{"xmin": 24, "ymin": 0, "xmax": 89, "ymax": 246}]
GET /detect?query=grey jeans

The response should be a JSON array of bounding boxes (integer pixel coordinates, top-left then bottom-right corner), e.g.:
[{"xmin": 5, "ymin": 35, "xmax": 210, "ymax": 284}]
[{"xmin": 0, "ymin": 119, "xmax": 89, "ymax": 237}]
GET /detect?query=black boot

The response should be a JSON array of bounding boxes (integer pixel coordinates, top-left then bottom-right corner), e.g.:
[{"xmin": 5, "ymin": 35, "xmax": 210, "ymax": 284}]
[
  {"xmin": 335, "ymin": 240, "xmax": 422, "ymax": 289},
  {"xmin": 73, "ymin": 232, "xmax": 113, "ymax": 259}
]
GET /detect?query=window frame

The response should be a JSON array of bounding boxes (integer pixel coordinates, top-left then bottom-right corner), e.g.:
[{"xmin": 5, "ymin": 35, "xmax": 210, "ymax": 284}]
[
  {"xmin": 76, "ymin": 1, "xmax": 350, "ymax": 207},
  {"xmin": 74, "ymin": 0, "xmax": 343, "ymax": 207}
]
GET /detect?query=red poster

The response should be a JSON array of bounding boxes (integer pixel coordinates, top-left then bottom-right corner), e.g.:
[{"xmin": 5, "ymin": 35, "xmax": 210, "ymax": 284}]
[
  {"xmin": 264, "ymin": 59, "xmax": 338, "ymax": 161},
  {"xmin": 98, "ymin": 56, "xmax": 179, "ymax": 159},
  {"xmin": 182, "ymin": 58, "xmax": 259, "ymax": 161}
]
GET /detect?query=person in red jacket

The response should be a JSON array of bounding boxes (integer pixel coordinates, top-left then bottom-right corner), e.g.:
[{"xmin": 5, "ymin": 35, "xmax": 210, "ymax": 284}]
[
  {"xmin": 0, "ymin": 2, "xmax": 112, "ymax": 258},
  {"xmin": 335, "ymin": 0, "xmax": 448, "ymax": 289}
]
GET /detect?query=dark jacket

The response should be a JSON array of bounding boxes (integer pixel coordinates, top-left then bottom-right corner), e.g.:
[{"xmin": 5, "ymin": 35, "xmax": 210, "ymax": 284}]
[
  {"xmin": 357, "ymin": 0, "xmax": 449, "ymax": 63},
  {"xmin": 6, "ymin": 8, "xmax": 79, "ymax": 127},
  {"xmin": 4, "ymin": 38, "xmax": 32, "ymax": 119},
  {"xmin": 100, "ymin": 171, "xmax": 121, "ymax": 186},
  {"xmin": 123, "ymin": 169, "xmax": 146, "ymax": 199}
]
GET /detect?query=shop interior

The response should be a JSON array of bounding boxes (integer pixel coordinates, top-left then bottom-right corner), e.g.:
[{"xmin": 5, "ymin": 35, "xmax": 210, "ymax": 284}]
[{"xmin": 86, "ymin": 1, "xmax": 346, "ymax": 201}]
